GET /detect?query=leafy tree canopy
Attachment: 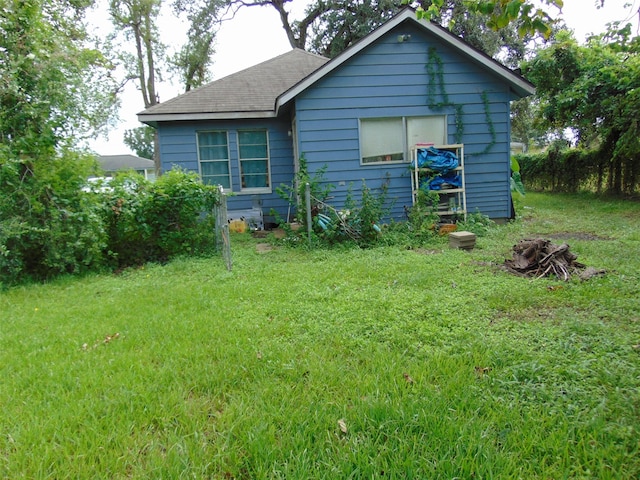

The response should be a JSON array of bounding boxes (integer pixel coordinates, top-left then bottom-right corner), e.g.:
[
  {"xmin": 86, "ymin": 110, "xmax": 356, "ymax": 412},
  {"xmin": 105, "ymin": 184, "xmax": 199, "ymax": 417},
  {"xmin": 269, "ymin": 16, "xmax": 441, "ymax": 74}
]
[
  {"xmin": 124, "ymin": 125, "xmax": 156, "ymax": 159},
  {"xmin": 523, "ymin": 24, "xmax": 640, "ymax": 193},
  {"xmin": 411, "ymin": 0, "xmax": 564, "ymax": 38},
  {"xmin": 0, "ymin": 0, "xmax": 119, "ymax": 155}
]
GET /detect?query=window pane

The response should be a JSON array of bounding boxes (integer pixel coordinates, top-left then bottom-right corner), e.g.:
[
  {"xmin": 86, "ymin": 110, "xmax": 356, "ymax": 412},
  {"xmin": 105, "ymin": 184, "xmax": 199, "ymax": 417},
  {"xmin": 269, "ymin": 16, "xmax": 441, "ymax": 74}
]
[
  {"xmin": 200, "ymin": 145, "xmax": 228, "ymax": 161},
  {"xmin": 241, "ymin": 159, "xmax": 267, "ymax": 174},
  {"xmin": 239, "ymin": 144, "xmax": 268, "ymax": 159},
  {"xmin": 238, "ymin": 130, "xmax": 266, "ymax": 145},
  {"xmin": 361, "ymin": 118, "xmax": 404, "ymax": 163},
  {"xmin": 407, "ymin": 116, "xmax": 446, "ymax": 146},
  {"xmin": 199, "ymin": 131, "xmax": 227, "ymax": 146},
  {"xmin": 242, "ymin": 173, "xmax": 268, "ymax": 188},
  {"xmin": 201, "ymin": 161, "xmax": 229, "ymax": 176}
]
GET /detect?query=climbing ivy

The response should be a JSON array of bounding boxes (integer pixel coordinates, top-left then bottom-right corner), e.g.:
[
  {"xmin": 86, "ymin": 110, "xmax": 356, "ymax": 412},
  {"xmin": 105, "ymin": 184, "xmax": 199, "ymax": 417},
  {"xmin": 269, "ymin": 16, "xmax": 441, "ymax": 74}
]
[
  {"xmin": 426, "ymin": 47, "xmax": 449, "ymax": 108},
  {"xmin": 454, "ymin": 104, "xmax": 464, "ymax": 144},
  {"xmin": 480, "ymin": 90, "xmax": 497, "ymax": 153},
  {"xmin": 425, "ymin": 48, "xmax": 496, "ymax": 153}
]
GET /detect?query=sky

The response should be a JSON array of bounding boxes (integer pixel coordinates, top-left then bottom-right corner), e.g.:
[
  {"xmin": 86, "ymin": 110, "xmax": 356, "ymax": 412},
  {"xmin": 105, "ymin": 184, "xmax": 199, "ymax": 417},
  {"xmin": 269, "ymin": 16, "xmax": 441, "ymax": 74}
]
[{"xmin": 88, "ymin": 0, "xmax": 640, "ymax": 156}]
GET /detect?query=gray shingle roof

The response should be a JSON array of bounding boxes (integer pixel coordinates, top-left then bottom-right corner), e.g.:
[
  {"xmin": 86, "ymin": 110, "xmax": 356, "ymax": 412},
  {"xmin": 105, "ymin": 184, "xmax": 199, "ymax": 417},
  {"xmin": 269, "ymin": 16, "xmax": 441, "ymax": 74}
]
[{"xmin": 138, "ymin": 49, "xmax": 329, "ymax": 122}]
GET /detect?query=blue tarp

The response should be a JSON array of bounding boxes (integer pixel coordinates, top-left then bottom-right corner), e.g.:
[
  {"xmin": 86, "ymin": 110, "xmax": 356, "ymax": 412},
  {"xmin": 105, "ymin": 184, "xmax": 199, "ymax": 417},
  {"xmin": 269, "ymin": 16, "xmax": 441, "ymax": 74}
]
[
  {"xmin": 413, "ymin": 147, "xmax": 459, "ymax": 172},
  {"xmin": 422, "ymin": 171, "xmax": 463, "ymax": 191}
]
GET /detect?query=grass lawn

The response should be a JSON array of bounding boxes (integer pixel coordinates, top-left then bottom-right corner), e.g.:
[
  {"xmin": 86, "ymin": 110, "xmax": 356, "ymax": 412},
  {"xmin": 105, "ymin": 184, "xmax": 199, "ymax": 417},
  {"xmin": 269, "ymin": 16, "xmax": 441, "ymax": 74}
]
[{"xmin": 1, "ymin": 192, "xmax": 639, "ymax": 479}]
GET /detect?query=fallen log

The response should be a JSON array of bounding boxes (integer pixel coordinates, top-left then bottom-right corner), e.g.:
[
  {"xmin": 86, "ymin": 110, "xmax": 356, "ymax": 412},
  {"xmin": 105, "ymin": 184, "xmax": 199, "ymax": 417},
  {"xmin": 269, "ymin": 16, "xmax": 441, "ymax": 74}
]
[{"xmin": 504, "ymin": 238, "xmax": 598, "ymax": 281}]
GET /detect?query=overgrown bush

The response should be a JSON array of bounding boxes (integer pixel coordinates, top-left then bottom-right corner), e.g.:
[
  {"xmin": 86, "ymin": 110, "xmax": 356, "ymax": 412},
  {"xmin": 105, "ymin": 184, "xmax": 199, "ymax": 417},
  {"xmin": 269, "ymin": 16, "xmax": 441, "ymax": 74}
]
[
  {"xmin": 275, "ymin": 154, "xmax": 334, "ymax": 228},
  {"xmin": 276, "ymin": 160, "xmax": 391, "ymax": 248},
  {"xmin": 313, "ymin": 180, "xmax": 391, "ymax": 247},
  {"xmin": 1, "ymin": 148, "xmax": 106, "ymax": 285},
  {"xmin": 1, "ymin": 157, "xmax": 221, "ymax": 286},
  {"xmin": 97, "ymin": 169, "xmax": 220, "ymax": 268}
]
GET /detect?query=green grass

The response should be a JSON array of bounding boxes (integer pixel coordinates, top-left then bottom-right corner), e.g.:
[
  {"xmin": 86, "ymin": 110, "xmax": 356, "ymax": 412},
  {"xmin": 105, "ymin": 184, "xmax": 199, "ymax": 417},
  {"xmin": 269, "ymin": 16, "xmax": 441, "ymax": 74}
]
[{"xmin": 1, "ymin": 192, "xmax": 639, "ymax": 479}]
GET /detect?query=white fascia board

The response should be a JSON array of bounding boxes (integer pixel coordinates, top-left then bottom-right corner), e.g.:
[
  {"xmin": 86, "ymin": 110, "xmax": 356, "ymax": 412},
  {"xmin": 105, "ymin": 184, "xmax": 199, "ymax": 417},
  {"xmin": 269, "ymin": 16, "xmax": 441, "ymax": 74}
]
[{"xmin": 137, "ymin": 110, "xmax": 277, "ymax": 124}]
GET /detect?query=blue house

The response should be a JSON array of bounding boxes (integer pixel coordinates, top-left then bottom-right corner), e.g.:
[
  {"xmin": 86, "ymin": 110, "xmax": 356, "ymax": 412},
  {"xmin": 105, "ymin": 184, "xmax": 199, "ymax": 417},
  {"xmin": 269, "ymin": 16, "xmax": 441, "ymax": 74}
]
[{"xmin": 138, "ymin": 8, "xmax": 534, "ymax": 225}]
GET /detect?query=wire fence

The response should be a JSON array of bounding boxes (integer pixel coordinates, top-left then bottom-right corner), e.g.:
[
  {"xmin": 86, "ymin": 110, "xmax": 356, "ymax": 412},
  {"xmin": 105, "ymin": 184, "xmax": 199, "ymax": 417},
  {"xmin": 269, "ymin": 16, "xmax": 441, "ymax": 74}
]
[{"xmin": 214, "ymin": 186, "xmax": 232, "ymax": 271}]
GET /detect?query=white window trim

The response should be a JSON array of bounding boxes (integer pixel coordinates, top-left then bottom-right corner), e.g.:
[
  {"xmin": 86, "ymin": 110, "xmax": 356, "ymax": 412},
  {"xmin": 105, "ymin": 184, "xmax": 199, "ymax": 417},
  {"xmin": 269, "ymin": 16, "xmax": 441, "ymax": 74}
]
[
  {"xmin": 237, "ymin": 129, "xmax": 272, "ymax": 194},
  {"xmin": 358, "ymin": 115, "xmax": 448, "ymax": 166},
  {"xmin": 197, "ymin": 130, "xmax": 232, "ymax": 190}
]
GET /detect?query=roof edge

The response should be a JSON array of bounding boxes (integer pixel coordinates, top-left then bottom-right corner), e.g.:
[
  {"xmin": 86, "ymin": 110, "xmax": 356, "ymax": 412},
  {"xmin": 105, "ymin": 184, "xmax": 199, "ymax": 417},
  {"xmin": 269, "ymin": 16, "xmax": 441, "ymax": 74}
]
[{"xmin": 138, "ymin": 110, "xmax": 278, "ymax": 125}]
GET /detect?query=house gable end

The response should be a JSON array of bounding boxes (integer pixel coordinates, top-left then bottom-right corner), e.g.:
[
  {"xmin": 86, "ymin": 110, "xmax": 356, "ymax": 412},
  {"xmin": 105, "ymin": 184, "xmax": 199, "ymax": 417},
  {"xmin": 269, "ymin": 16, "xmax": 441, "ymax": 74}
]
[{"xmin": 276, "ymin": 8, "xmax": 534, "ymax": 114}]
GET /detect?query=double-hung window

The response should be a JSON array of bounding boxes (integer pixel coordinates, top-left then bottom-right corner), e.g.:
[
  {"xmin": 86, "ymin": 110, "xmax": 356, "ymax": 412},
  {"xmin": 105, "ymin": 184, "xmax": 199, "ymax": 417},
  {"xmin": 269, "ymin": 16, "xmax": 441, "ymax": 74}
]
[
  {"xmin": 198, "ymin": 131, "xmax": 231, "ymax": 188},
  {"xmin": 359, "ymin": 116, "xmax": 446, "ymax": 165},
  {"xmin": 238, "ymin": 130, "xmax": 270, "ymax": 192}
]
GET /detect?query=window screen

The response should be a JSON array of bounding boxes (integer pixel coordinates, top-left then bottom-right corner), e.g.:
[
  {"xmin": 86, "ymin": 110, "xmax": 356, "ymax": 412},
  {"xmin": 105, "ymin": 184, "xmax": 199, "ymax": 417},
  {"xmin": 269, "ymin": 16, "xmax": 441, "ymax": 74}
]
[{"xmin": 198, "ymin": 131, "xmax": 231, "ymax": 188}]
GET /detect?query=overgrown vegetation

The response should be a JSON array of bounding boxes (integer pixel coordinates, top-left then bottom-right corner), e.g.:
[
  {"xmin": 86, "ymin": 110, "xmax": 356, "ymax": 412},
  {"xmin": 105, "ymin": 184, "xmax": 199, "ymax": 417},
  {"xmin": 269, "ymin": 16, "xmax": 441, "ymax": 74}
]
[
  {"xmin": 516, "ymin": 143, "xmax": 625, "ymax": 194},
  {"xmin": 0, "ymin": 150, "xmax": 106, "ymax": 284},
  {"xmin": 1, "ymin": 192, "xmax": 638, "ymax": 478},
  {"xmin": 0, "ymin": 168, "xmax": 220, "ymax": 286},
  {"xmin": 275, "ymin": 157, "xmax": 393, "ymax": 248},
  {"xmin": 522, "ymin": 28, "xmax": 640, "ymax": 195},
  {"xmin": 97, "ymin": 169, "xmax": 220, "ymax": 269}
]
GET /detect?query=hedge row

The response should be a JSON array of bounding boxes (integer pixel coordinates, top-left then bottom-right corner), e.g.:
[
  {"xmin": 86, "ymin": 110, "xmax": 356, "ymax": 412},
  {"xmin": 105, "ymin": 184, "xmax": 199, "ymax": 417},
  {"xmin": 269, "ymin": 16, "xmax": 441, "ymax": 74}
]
[
  {"xmin": 517, "ymin": 144, "xmax": 639, "ymax": 194},
  {"xmin": 1, "ymin": 156, "xmax": 221, "ymax": 286}
]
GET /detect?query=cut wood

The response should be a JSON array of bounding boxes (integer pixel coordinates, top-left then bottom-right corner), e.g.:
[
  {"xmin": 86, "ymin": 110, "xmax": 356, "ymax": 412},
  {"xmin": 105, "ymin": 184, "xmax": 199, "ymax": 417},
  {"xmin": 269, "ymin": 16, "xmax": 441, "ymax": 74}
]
[{"xmin": 504, "ymin": 238, "xmax": 599, "ymax": 281}]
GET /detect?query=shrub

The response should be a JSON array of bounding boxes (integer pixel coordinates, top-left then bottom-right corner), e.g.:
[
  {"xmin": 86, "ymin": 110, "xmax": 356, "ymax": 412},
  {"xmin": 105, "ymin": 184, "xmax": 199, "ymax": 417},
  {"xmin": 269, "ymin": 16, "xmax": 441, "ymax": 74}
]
[
  {"xmin": 0, "ymin": 148, "xmax": 106, "ymax": 286},
  {"xmin": 97, "ymin": 168, "xmax": 220, "ymax": 268}
]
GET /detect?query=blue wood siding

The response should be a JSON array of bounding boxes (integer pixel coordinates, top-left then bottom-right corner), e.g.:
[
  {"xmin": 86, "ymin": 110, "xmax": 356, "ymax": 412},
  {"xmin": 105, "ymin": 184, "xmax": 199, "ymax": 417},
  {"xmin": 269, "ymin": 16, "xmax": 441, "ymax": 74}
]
[
  {"xmin": 294, "ymin": 21, "xmax": 514, "ymax": 219},
  {"xmin": 157, "ymin": 119, "xmax": 294, "ymax": 223}
]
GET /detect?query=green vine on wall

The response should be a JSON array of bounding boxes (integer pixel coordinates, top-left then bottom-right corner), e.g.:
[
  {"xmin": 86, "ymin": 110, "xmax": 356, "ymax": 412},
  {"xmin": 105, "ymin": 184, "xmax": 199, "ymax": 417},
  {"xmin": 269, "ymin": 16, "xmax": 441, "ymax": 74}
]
[
  {"xmin": 425, "ymin": 48, "xmax": 497, "ymax": 154},
  {"xmin": 454, "ymin": 104, "xmax": 464, "ymax": 144},
  {"xmin": 480, "ymin": 90, "xmax": 497, "ymax": 154},
  {"xmin": 426, "ymin": 47, "xmax": 449, "ymax": 108}
]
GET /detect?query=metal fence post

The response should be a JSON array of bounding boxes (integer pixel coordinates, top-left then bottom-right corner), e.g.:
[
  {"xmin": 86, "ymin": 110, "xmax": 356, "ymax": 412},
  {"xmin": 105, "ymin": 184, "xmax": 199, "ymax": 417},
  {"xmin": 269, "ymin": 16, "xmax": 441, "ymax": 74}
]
[
  {"xmin": 305, "ymin": 182, "xmax": 312, "ymax": 248},
  {"xmin": 215, "ymin": 186, "xmax": 232, "ymax": 271}
]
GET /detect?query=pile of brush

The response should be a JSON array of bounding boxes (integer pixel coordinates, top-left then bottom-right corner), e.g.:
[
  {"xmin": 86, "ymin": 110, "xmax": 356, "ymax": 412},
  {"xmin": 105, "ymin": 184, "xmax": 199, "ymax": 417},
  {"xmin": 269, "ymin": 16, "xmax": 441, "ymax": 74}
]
[{"xmin": 504, "ymin": 238, "xmax": 604, "ymax": 281}]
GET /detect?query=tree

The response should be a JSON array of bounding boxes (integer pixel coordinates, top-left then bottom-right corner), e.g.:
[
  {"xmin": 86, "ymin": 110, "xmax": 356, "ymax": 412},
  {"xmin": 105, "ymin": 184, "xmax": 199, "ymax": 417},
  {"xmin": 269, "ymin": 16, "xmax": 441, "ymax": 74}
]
[
  {"xmin": 213, "ymin": 0, "xmax": 534, "ymax": 60},
  {"xmin": 109, "ymin": 0, "xmax": 163, "ymax": 110},
  {"xmin": 307, "ymin": 0, "xmax": 399, "ymax": 57},
  {"xmin": 1, "ymin": 0, "xmax": 118, "ymax": 155},
  {"xmin": 124, "ymin": 125, "xmax": 156, "ymax": 159},
  {"xmin": 1, "ymin": 0, "xmax": 120, "ymax": 283},
  {"xmin": 411, "ymin": 0, "xmax": 563, "ymax": 38},
  {"xmin": 523, "ymin": 26, "xmax": 640, "ymax": 193},
  {"xmin": 170, "ymin": 0, "xmax": 221, "ymax": 91},
  {"xmin": 109, "ymin": 0, "xmax": 225, "ymax": 173}
]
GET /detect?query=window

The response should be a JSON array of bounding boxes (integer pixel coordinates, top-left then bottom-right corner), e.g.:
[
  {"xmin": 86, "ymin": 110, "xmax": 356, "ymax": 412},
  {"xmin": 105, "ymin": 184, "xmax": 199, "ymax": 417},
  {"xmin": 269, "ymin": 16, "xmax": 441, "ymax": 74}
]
[
  {"xmin": 406, "ymin": 116, "xmax": 446, "ymax": 146},
  {"xmin": 360, "ymin": 118, "xmax": 404, "ymax": 164},
  {"xmin": 238, "ymin": 130, "xmax": 270, "ymax": 191},
  {"xmin": 359, "ymin": 116, "xmax": 446, "ymax": 165},
  {"xmin": 198, "ymin": 131, "xmax": 231, "ymax": 188}
]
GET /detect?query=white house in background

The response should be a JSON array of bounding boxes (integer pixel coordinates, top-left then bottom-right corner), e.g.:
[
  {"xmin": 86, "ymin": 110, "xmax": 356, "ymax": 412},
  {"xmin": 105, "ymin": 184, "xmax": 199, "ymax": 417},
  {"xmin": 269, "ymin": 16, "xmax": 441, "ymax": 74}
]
[{"xmin": 98, "ymin": 154, "xmax": 156, "ymax": 181}]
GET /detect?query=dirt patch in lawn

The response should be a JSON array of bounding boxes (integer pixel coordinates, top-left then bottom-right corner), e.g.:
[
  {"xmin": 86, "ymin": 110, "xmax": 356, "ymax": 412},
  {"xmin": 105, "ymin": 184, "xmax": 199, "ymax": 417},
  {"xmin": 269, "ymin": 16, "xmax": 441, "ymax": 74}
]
[{"xmin": 542, "ymin": 232, "xmax": 612, "ymax": 241}]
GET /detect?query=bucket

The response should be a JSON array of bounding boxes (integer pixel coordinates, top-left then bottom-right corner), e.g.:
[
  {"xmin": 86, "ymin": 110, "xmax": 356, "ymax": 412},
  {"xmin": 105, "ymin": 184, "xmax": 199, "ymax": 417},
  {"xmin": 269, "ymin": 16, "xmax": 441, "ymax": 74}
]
[{"xmin": 229, "ymin": 219, "xmax": 247, "ymax": 233}]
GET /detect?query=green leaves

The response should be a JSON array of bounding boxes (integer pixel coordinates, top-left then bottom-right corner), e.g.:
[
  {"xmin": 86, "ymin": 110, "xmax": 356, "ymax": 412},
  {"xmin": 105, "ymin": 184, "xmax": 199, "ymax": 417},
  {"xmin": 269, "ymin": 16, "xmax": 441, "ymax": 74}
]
[
  {"xmin": 524, "ymin": 28, "xmax": 640, "ymax": 193},
  {"xmin": 0, "ymin": 0, "xmax": 118, "ymax": 155}
]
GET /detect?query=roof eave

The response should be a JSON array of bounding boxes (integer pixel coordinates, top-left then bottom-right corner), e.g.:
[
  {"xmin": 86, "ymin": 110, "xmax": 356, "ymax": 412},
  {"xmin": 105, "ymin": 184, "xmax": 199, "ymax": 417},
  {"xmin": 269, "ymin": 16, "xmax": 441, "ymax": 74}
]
[{"xmin": 137, "ymin": 110, "xmax": 278, "ymax": 125}]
